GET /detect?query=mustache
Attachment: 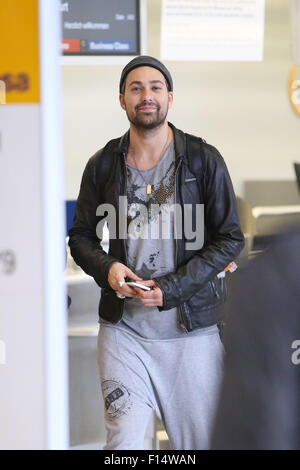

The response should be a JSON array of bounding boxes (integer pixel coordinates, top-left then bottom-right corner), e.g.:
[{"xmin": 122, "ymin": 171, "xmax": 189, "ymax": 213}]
[{"xmin": 135, "ymin": 102, "xmax": 160, "ymax": 111}]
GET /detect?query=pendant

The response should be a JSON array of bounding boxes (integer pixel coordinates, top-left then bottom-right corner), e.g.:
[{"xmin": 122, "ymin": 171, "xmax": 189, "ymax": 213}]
[{"xmin": 147, "ymin": 184, "xmax": 152, "ymax": 195}]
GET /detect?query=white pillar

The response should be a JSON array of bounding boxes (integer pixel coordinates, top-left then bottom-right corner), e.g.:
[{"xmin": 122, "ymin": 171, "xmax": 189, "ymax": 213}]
[{"xmin": 0, "ymin": 0, "xmax": 68, "ymax": 449}]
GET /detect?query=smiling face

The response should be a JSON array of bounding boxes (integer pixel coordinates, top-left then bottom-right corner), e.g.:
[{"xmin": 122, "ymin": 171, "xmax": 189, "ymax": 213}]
[{"xmin": 119, "ymin": 66, "xmax": 173, "ymax": 131}]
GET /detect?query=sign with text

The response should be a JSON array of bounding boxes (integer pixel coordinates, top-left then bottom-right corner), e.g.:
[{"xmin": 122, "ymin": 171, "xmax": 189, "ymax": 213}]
[
  {"xmin": 161, "ymin": 0, "xmax": 265, "ymax": 62},
  {"xmin": 0, "ymin": 0, "xmax": 40, "ymax": 103},
  {"xmin": 61, "ymin": 0, "xmax": 140, "ymax": 55}
]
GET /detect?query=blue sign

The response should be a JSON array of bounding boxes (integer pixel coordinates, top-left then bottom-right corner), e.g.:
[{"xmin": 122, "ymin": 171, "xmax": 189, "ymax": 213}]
[{"xmin": 88, "ymin": 40, "xmax": 134, "ymax": 52}]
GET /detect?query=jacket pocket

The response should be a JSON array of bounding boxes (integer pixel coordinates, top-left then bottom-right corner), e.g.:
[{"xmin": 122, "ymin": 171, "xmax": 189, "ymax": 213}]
[
  {"xmin": 187, "ymin": 276, "xmax": 227, "ymax": 312},
  {"xmin": 210, "ymin": 276, "xmax": 227, "ymax": 302},
  {"xmin": 187, "ymin": 280, "xmax": 219, "ymax": 310}
]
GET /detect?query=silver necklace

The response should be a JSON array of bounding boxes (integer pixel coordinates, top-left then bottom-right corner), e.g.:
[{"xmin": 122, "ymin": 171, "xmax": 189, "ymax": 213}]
[{"xmin": 129, "ymin": 130, "xmax": 170, "ymax": 195}]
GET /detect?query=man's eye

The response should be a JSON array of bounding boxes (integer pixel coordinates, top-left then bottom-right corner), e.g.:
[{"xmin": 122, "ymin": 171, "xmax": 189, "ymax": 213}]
[
  {"xmin": 131, "ymin": 87, "xmax": 141, "ymax": 92},
  {"xmin": 152, "ymin": 87, "xmax": 162, "ymax": 91}
]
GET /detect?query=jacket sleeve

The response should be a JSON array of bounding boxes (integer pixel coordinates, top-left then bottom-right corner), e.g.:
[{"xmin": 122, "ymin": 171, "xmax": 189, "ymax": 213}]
[
  {"xmin": 154, "ymin": 145, "xmax": 245, "ymax": 310},
  {"xmin": 68, "ymin": 155, "xmax": 120, "ymax": 289}
]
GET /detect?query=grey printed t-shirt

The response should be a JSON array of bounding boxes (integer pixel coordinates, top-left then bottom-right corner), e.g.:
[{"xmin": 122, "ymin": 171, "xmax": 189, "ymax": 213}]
[{"xmin": 103, "ymin": 140, "xmax": 204, "ymax": 340}]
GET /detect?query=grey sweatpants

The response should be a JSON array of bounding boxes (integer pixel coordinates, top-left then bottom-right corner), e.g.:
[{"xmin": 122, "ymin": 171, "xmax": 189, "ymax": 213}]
[{"xmin": 97, "ymin": 323, "xmax": 224, "ymax": 450}]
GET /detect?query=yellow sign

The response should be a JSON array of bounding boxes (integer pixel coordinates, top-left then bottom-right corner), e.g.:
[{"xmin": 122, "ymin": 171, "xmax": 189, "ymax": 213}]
[{"xmin": 0, "ymin": 0, "xmax": 40, "ymax": 104}]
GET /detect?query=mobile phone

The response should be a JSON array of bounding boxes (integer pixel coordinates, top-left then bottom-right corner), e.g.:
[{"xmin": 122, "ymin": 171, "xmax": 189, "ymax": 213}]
[{"xmin": 126, "ymin": 281, "xmax": 152, "ymax": 291}]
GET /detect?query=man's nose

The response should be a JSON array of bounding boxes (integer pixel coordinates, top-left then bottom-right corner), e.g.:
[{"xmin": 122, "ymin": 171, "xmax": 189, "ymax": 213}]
[{"xmin": 140, "ymin": 87, "xmax": 154, "ymax": 102}]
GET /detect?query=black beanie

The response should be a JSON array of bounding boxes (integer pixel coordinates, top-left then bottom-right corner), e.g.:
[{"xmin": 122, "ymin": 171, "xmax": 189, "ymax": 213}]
[{"xmin": 119, "ymin": 55, "xmax": 173, "ymax": 93}]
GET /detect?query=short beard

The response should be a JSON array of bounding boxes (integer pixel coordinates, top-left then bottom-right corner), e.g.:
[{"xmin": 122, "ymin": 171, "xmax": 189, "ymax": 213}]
[{"xmin": 125, "ymin": 104, "xmax": 169, "ymax": 131}]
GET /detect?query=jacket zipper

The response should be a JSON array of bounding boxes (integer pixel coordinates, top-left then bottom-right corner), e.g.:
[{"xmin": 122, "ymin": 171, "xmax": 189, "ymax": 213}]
[
  {"xmin": 122, "ymin": 152, "xmax": 129, "ymax": 268},
  {"xmin": 174, "ymin": 158, "xmax": 189, "ymax": 333},
  {"xmin": 117, "ymin": 151, "xmax": 129, "ymax": 322},
  {"xmin": 211, "ymin": 279, "xmax": 220, "ymax": 299}
]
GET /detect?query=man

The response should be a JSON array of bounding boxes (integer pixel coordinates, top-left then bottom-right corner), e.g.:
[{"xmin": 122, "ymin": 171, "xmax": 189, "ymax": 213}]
[{"xmin": 69, "ymin": 56, "xmax": 244, "ymax": 450}]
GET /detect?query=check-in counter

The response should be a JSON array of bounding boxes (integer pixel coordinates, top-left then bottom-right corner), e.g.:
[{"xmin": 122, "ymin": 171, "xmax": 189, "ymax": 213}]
[
  {"xmin": 237, "ymin": 181, "xmax": 300, "ymax": 257},
  {"xmin": 252, "ymin": 205, "xmax": 300, "ymax": 236}
]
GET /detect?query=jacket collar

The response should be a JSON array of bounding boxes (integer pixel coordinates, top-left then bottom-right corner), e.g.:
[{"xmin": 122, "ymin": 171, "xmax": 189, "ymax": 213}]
[{"xmin": 118, "ymin": 121, "xmax": 187, "ymax": 163}]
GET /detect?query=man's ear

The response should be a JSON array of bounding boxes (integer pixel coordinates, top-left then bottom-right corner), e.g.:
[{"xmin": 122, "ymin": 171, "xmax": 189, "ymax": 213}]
[
  {"xmin": 168, "ymin": 91, "xmax": 174, "ymax": 108},
  {"xmin": 119, "ymin": 93, "xmax": 126, "ymax": 110}
]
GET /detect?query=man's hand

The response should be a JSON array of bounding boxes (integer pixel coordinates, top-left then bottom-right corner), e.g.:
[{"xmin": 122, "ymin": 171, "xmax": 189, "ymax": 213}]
[
  {"xmin": 108, "ymin": 262, "xmax": 142, "ymax": 298},
  {"xmin": 131, "ymin": 279, "xmax": 163, "ymax": 307}
]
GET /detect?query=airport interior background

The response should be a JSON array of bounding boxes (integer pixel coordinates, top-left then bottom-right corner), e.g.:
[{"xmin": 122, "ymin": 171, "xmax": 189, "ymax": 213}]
[
  {"xmin": 64, "ymin": 0, "xmax": 300, "ymax": 450},
  {"xmin": 0, "ymin": 0, "xmax": 300, "ymax": 450}
]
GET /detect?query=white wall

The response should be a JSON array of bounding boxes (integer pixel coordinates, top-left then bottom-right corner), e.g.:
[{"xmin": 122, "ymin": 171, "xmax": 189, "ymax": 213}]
[{"xmin": 63, "ymin": 0, "xmax": 300, "ymax": 200}]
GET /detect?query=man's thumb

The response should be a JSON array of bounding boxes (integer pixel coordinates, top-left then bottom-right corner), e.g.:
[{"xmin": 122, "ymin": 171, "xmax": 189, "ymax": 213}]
[
  {"xmin": 126, "ymin": 268, "xmax": 142, "ymax": 281},
  {"xmin": 140, "ymin": 279, "xmax": 156, "ymax": 287}
]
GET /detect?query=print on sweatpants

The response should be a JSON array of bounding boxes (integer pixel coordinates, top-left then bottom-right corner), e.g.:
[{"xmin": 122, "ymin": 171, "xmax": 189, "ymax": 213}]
[{"xmin": 102, "ymin": 379, "xmax": 133, "ymax": 420}]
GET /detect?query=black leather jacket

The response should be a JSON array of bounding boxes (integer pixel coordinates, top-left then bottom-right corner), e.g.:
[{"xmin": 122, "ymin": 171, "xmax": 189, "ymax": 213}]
[{"xmin": 69, "ymin": 123, "xmax": 245, "ymax": 332}]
